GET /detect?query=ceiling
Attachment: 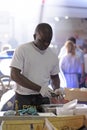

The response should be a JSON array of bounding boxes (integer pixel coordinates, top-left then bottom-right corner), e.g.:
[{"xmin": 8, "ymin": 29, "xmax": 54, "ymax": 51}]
[{"xmin": 42, "ymin": 0, "xmax": 87, "ymax": 20}]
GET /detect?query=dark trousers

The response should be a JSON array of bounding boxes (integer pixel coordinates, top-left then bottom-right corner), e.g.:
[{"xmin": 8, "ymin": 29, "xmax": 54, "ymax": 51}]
[
  {"xmin": 14, "ymin": 93, "xmax": 50, "ymax": 112},
  {"xmin": 78, "ymin": 74, "xmax": 85, "ymax": 88}
]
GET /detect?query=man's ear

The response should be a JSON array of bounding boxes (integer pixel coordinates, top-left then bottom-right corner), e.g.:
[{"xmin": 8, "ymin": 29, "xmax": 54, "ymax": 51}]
[{"xmin": 33, "ymin": 34, "xmax": 36, "ymax": 40}]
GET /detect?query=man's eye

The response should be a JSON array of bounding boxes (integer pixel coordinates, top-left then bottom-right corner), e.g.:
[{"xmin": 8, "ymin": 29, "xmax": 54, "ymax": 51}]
[{"xmin": 38, "ymin": 39, "xmax": 50, "ymax": 43}]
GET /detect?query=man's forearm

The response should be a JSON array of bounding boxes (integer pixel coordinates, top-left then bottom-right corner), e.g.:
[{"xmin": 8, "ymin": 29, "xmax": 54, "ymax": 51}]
[{"xmin": 12, "ymin": 73, "xmax": 41, "ymax": 92}]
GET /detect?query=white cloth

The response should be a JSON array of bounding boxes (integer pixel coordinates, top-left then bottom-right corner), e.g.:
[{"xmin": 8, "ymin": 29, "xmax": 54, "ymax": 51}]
[{"xmin": 10, "ymin": 42, "xmax": 59, "ymax": 95}]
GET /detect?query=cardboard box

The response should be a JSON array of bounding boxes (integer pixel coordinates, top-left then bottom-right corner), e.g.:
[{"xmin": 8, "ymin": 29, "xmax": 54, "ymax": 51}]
[{"xmin": 64, "ymin": 88, "xmax": 87, "ymax": 101}]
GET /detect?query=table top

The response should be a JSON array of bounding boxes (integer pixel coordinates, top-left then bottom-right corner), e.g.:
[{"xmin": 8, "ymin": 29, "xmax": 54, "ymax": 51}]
[{"xmin": 0, "ymin": 111, "xmax": 56, "ymax": 122}]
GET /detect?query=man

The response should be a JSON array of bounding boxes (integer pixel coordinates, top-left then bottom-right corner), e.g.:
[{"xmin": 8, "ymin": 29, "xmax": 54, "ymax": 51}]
[
  {"xmin": 84, "ymin": 52, "xmax": 87, "ymax": 88},
  {"xmin": 10, "ymin": 23, "xmax": 60, "ymax": 111},
  {"xmin": 58, "ymin": 37, "xmax": 85, "ymax": 88}
]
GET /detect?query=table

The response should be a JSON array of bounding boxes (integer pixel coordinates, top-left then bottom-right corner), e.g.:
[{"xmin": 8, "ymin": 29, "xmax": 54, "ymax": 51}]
[{"xmin": 0, "ymin": 113, "xmax": 85, "ymax": 130}]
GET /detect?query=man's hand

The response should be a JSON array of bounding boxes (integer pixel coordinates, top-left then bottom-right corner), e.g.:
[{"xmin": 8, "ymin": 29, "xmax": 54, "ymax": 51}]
[
  {"xmin": 40, "ymin": 86, "xmax": 53, "ymax": 98},
  {"xmin": 54, "ymin": 88, "xmax": 65, "ymax": 96}
]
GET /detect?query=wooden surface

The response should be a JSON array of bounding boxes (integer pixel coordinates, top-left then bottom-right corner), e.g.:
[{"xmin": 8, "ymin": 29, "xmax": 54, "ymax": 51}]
[
  {"xmin": 44, "ymin": 115, "xmax": 85, "ymax": 130},
  {"xmin": 1, "ymin": 115, "xmax": 86, "ymax": 130},
  {"xmin": 2, "ymin": 119, "xmax": 44, "ymax": 130},
  {"xmin": 64, "ymin": 88, "xmax": 87, "ymax": 101}
]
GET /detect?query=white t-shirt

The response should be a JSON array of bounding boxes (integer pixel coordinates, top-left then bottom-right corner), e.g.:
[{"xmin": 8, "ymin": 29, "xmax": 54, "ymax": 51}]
[{"xmin": 10, "ymin": 42, "xmax": 59, "ymax": 95}]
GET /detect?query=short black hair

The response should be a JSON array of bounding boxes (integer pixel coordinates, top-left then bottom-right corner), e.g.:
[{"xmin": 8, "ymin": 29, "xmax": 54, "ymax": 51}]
[
  {"xmin": 67, "ymin": 37, "xmax": 76, "ymax": 44},
  {"xmin": 35, "ymin": 23, "xmax": 53, "ymax": 42}
]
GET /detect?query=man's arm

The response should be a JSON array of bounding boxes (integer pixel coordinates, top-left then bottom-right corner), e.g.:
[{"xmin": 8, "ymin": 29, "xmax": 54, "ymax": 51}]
[
  {"xmin": 50, "ymin": 74, "xmax": 60, "ymax": 90},
  {"xmin": 10, "ymin": 67, "xmax": 53, "ymax": 97},
  {"xmin": 10, "ymin": 67, "xmax": 41, "ymax": 92},
  {"xmin": 50, "ymin": 74, "xmax": 65, "ymax": 97}
]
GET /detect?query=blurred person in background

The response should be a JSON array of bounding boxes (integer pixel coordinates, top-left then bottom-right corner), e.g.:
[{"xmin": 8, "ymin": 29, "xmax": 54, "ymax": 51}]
[
  {"xmin": 1, "ymin": 43, "xmax": 12, "ymax": 51},
  {"xmin": 74, "ymin": 33, "xmax": 84, "ymax": 50},
  {"xmin": 59, "ymin": 40, "xmax": 82, "ymax": 88},
  {"xmin": 58, "ymin": 37, "xmax": 85, "ymax": 88},
  {"xmin": 83, "ymin": 49, "xmax": 87, "ymax": 88}
]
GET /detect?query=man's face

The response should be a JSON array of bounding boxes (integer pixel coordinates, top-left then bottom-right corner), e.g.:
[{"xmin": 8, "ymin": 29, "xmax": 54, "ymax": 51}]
[{"xmin": 34, "ymin": 31, "xmax": 51, "ymax": 50}]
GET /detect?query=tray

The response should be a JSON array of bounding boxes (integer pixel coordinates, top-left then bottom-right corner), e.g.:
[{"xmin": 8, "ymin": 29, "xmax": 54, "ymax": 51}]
[{"xmin": 41, "ymin": 104, "xmax": 63, "ymax": 108}]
